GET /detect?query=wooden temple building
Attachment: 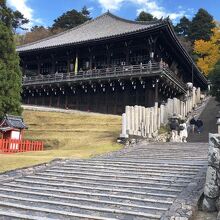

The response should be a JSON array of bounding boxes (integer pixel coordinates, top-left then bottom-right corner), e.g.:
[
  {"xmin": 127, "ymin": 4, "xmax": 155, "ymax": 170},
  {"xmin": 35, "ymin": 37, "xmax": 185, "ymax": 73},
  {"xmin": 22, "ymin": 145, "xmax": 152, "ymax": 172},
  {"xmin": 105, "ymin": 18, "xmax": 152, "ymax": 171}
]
[{"xmin": 17, "ymin": 12, "xmax": 207, "ymax": 114}]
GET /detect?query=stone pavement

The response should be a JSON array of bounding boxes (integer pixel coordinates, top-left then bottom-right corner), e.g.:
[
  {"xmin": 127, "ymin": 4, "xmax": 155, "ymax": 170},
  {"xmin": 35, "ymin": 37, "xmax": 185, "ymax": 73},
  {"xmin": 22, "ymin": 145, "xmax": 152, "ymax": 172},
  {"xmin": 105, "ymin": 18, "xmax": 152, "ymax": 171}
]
[
  {"xmin": 0, "ymin": 142, "xmax": 208, "ymax": 220},
  {"xmin": 188, "ymin": 97, "xmax": 219, "ymax": 143}
]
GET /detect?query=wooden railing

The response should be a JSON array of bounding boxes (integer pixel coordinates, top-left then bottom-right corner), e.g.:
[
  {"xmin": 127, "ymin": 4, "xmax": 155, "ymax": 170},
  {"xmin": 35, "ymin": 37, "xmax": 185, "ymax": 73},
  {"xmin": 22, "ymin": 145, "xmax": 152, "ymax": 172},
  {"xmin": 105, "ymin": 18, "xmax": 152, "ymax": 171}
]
[
  {"xmin": 0, "ymin": 139, "xmax": 44, "ymax": 153},
  {"xmin": 22, "ymin": 62, "xmax": 186, "ymax": 92}
]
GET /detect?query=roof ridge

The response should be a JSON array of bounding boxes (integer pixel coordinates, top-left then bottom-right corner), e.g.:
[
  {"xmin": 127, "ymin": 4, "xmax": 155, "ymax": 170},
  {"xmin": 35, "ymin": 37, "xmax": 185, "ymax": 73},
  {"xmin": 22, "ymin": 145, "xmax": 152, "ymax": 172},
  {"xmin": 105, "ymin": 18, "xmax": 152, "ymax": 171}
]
[
  {"xmin": 106, "ymin": 11, "xmax": 164, "ymax": 25},
  {"xmin": 17, "ymin": 12, "xmax": 110, "ymax": 49},
  {"xmin": 17, "ymin": 12, "xmax": 164, "ymax": 50}
]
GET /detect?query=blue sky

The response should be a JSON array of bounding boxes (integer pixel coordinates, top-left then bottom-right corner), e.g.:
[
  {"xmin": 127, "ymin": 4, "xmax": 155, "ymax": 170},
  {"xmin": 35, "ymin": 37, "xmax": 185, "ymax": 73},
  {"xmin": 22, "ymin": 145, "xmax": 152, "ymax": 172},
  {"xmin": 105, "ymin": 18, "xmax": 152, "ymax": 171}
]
[{"xmin": 7, "ymin": 0, "xmax": 220, "ymax": 29}]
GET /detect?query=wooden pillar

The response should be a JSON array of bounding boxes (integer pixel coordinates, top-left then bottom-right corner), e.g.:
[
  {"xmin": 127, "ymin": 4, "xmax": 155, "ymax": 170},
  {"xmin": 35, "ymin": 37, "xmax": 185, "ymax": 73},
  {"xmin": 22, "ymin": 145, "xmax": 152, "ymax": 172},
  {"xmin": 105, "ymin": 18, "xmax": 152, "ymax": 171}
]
[
  {"xmin": 57, "ymin": 93, "xmax": 60, "ymax": 107},
  {"xmin": 126, "ymin": 50, "xmax": 129, "ymax": 65},
  {"xmin": 125, "ymin": 42, "xmax": 129, "ymax": 65},
  {"xmin": 74, "ymin": 52, "xmax": 78, "ymax": 75},
  {"xmin": 64, "ymin": 90, "xmax": 68, "ymax": 108},
  {"xmin": 106, "ymin": 45, "xmax": 111, "ymax": 68},
  {"xmin": 155, "ymin": 79, "xmax": 159, "ymax": 103},
  {"xmin": 37, "ymin": 57, "xmax": 41, "ymax": 75},
  {"xmin": 89, "ymin": 54, "xmax": 93, "ymax": 69},
  {"xmin": 145, "ymin": 85, "xmax": 148, "ymax": 106},
  {"xmin": 135, "ymin": 86, "xmax": 138, "ymax": 105},
  {"xmin": 49, "ymin": 95, "xmax": 52, "ymax": 107},
  {"xmin": 66, "ymin": 51, "xmax": 71, "ymax": 73},
  {"xmin": 67, "ymin": 59, "xmax": 70, "ymax": 73},
  {"xmin": 51, "ymin": 54, "xmax": 55, "ymax": 74}
]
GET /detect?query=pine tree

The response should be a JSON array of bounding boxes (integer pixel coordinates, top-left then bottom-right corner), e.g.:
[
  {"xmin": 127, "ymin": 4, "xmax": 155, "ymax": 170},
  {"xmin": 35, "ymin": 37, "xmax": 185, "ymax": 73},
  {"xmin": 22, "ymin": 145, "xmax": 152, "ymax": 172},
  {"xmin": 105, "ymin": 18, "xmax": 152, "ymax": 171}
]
[
  {"xmin": 136, "ymin": 11, "xmax": 157, "ymax": 22},
  {"xmin": 0, "ymin": 1, "xmax": 22, "ymax": 116},
  {"xmin": 174, "ymin": 16, "xmax": 191, "ymax": 37},
  {"xmin": 52, "ymin": 7, "xmax": 91, "ymax": 30},
  {"xmin": 189, "ymin": 8, "xmax": 215, "ymax": 42}
]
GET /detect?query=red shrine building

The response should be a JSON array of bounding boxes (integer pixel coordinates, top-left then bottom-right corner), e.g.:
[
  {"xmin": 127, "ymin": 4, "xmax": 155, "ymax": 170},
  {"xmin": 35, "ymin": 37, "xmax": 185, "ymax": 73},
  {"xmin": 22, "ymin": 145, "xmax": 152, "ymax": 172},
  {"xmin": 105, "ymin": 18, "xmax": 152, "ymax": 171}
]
[
  {"xmin": 0, "ymin": 115, "xmax": 43, "ymax": 153},
  {"xmin": 17, "ymin": 12, "xmax": 207, "ymax": 115},
  {"xmin": 0, "ymin": 115, "xmax": 27, "ymax": 140}
]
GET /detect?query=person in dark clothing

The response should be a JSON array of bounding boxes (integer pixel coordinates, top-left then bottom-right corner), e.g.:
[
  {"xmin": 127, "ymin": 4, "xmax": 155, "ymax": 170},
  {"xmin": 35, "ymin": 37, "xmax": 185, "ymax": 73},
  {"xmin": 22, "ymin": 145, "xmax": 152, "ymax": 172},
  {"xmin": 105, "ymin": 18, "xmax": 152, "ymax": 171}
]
[
  {"xmin": 196, "ymin": 119, "xmax": 204, "ymax": 133},
  {"xmin": 190, "ymin": 117, "xmax": 196, "ymax": 133},
  {"xmin": 169, "ymin": 119, "xmax": 179, "ymax": 142}
]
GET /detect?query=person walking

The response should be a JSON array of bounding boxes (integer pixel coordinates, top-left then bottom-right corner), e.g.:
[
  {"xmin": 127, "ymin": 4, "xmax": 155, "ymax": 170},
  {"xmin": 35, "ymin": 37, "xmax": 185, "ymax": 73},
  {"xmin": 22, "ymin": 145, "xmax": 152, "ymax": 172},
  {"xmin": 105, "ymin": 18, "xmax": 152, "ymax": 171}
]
[
  {"xmin": 190, "ymin": 116, "xmax": 196, "ymax": 133},
  {"xmin": 179, "ymin": 120, "xmax": 188, "ymax": 142},
  {"xmin": 169, "ymin": 118, "xmax": 179, "ymax": 142},
  {"xmin": 196, "ymin": 118, "xmax": 204, "ymax": 133}
]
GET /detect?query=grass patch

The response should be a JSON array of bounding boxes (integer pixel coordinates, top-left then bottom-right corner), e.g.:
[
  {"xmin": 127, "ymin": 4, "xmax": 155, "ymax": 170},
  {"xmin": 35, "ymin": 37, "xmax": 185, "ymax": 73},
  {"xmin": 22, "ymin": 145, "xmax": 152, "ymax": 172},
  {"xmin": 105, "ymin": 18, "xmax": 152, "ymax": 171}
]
[{"xmin": 0, "ymin": 110, "xmax": 122, "ymax": 173}]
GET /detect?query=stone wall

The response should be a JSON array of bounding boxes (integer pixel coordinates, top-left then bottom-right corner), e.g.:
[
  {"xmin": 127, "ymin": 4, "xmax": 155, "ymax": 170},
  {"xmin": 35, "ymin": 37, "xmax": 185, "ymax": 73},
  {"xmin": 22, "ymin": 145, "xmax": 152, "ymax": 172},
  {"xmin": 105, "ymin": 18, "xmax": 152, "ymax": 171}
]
[
  {"xmin": 203, "ymin": 134, "xmax": 220, "ymax": 213},
  {"xmin": 120, "ymin": 87, "xmax": 202, "ymax": 138}
]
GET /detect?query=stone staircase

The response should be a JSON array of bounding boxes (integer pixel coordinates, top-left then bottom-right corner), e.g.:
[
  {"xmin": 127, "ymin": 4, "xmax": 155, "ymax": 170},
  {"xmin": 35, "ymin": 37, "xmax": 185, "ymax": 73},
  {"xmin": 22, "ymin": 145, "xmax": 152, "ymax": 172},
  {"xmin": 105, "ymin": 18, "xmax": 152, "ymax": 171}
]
[{"xmin": 0, "ymin": 142, "xmax": 208, "ymax": 220}]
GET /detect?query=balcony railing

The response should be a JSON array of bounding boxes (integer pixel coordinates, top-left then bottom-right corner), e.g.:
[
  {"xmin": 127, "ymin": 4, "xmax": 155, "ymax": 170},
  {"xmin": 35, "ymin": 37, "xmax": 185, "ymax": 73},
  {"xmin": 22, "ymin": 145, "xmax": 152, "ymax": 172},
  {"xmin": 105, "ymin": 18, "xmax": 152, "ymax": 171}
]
[{"xmin": 22, "ymin": 62, "xmax": 186, "ymax": 92}]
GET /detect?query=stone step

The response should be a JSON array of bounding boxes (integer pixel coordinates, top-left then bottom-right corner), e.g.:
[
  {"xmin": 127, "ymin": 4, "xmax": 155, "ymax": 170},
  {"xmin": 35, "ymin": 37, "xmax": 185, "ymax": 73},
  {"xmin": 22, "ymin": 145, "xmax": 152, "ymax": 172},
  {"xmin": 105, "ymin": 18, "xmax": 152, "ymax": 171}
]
[
  {"xmin": 1, "ymin": 183, "xmax": 174, "ymax": 205},
  {"xmin": 16, "ymin": 174, "xmax": 185, "ymax": 191},
  {"xmin": 0, "ymin": 190, "xmax": 168, "ymax": 212},
  {"xmin": 38, "ymin": 170, "xmax": 191, "ymax": 183},
  {"xmin": 0, "ymin": 210, "xmax": 54, "ymax": 220},
  {"xmin": 71, "ymin": 159, "xmax": 205, "ymax": 168},
  {"xmin": 50, "ymin": 165, "xmax": 198, "ymax": 177},
  {"xmin": 28, "ymin": 173, "xmax": 189, "ymax": 188},
  {"xmin": 0, "ymin": 195, "xmax": 162, "ymax": 219},
  {"xmin": 0, "ymin": 141, "xmax": 208, "ymax": 219},
  {"xmin": 53, "ymin": 162, "xmax": 201, "ymax": 175},
  {"xmin": 0, "ymin": 202, "xmax": 120, "ymax": 220},
  {"xmin": 95, "ymin": 159, "xmax": 207, "ymax": 165},
  {"xmin": 116, "ymin": 156, "xmax": 206, "ymax": 160},
  {"xmin": 46, "ymin": 167, "xmax": 195, "ymax": 179},
  {"xmin": 13, "ymin": 178, "xmax": 179, "ymax": 197}
]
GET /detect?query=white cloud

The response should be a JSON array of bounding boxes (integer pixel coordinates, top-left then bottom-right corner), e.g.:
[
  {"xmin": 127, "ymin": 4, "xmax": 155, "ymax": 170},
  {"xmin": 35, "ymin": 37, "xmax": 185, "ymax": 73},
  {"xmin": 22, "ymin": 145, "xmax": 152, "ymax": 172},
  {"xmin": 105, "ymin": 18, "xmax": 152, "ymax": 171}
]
[
  {"xmin": 7, "ymin": 0, "xmax": 43, "ymax": 30},
  {"xmin": 97, "ymin": 0, "xmax": 191, "ymax": 22},
  {"xmin": 98, "ymin": 0, "xmax": 124, "ymax": 12}
]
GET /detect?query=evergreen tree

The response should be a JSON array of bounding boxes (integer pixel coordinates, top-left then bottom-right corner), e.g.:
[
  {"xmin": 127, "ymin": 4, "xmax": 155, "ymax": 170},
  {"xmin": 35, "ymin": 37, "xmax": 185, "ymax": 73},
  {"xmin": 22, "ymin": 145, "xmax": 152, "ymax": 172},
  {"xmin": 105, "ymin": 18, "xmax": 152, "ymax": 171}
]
[
  {"xmin": 174, "ymin": 16, "xmax": 191, "ymax": 37},
  {"xmin": 136, "ymin": 11, "xmax": 157, "ymax": 22},
  {"xmin": 12, "ymin": 10, "xmax": 29, "ymax": 32},
  {"xmin": 81, "ymin": 6, "xmax": 90, "ymax": 18},
  {"xmin": 52, "ymin": 6, "xmax": 91, "ymax": 30},
  {"xmin": 189, "ymin": 8, "xmax": 215, "ymax": 42},
  {"xmin": 210, "ymin": 61, "xmax": 220, "ymax": 102},
  {"xmin": 0, "ymin": 1, "xmax": 22, "ymax": 116}
]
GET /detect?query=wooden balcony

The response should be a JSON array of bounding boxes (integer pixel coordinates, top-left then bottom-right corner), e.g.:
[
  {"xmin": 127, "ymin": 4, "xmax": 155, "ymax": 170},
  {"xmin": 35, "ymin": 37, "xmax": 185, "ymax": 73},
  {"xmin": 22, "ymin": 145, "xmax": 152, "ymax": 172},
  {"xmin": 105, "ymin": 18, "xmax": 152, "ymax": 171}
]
[{"xmin": 22, "ymin": 63, "xmax": 187, "ymax": 93}]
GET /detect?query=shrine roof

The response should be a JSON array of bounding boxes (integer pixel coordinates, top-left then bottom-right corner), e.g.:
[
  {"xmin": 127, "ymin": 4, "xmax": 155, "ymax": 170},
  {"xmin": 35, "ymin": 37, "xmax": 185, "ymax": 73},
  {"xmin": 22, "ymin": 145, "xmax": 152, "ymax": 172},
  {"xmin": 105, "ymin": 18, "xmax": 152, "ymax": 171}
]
[
  {"xmin": 17, "ymin": 12, "xmax": 165, "ymax": 52},
  {"xmin": 0, "ymin": 115, "xmax": 27, "ymax": 130}
]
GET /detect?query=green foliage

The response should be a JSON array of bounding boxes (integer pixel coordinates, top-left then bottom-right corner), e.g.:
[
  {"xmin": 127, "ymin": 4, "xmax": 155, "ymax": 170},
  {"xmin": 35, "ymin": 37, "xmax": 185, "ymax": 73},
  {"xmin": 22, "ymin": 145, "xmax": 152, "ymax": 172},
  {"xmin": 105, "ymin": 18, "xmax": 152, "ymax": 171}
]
[
  {"xmin": 136, "ymin": 11, "xmax": 157, "ymax": 22},
  {"xmin": 12, "ymin": 10, "xmax": 29, "ymax": 32},
  {"xmin": 0, "ymin": 5, "xmax": 22, "ymax": 116},
  {"xmin": 0, "ymin": 0, "xmax": 29, "ymax": 32},
  {"xmin": 174, "ymin": 16, "xmax": 191, "ymax": 37},
  {"xmin": 189, "ymin": 8, "xmax": 215, "ymax": 42},
  {"xmin": 52, "ymin": 6, "xmax": 91, "ymax": 30},
  {"xmin": 210, "ymin": 61, "xmax": 220, "ymax": 102}
]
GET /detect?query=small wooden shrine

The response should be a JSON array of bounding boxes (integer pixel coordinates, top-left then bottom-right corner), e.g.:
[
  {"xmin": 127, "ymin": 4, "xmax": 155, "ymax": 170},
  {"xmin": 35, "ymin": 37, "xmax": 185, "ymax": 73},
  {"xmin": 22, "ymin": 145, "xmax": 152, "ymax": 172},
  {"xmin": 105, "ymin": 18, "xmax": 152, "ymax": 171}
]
[
  {"xmin": 0, "ymin": 115, "xmax": 27, "ymax": 140},
  {"xmin": 0, "ymin": 115, "xmax": 43, "ymax": 153}
]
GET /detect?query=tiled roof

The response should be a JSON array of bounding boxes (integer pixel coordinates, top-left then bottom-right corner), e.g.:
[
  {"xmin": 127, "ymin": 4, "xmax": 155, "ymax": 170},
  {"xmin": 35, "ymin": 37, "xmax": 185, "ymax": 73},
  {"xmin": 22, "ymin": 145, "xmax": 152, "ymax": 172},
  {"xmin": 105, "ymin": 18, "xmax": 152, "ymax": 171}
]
[
  {"xmin": 0, "ymin": 115, "xmax": 27, "ymax": 130},
  {"xmin": 17, "ymin": 12, "xmax": 165, "ymax": 52}
]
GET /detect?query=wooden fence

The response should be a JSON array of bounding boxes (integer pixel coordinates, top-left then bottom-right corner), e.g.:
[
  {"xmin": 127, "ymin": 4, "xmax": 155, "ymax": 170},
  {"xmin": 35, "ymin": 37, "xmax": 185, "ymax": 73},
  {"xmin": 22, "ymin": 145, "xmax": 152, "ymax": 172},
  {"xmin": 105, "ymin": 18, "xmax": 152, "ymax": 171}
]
[{"xmin": 0, "ymin": 139, "xmax": 44, "ymax": 153}]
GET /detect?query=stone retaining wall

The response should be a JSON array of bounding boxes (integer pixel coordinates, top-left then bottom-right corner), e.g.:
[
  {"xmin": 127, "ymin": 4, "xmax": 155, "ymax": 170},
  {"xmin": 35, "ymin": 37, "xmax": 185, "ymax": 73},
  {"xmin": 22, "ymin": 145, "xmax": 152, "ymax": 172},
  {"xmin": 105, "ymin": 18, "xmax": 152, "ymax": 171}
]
[
  {"xmin": 120, "ymin": 87, "xmax": 202, "ymax": 138},
  {"xmin": 203, "ymin": 134, "xmax": 220, "ymax": 214}
]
